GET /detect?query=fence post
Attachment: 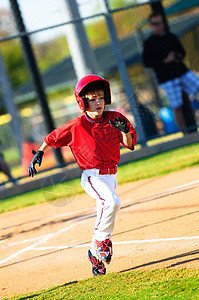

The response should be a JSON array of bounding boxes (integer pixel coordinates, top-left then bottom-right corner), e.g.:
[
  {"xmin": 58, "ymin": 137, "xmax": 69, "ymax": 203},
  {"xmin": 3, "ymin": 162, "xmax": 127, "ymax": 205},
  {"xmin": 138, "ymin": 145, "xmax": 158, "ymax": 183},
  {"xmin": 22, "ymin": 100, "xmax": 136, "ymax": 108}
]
[
  {"xmin": 9, "ymin": 0, "xmax": 65, "ymax": 166},
  {"xmin": 99, "ymin": 0, "xmax": 147, "ymax": 145},
  {"xmin": 0, "ymin": 49, "xmax": 22, "ymax": 156},
  {"xmin": 62, "ymin": 0, "xmax": 98, "ymax": 79}
]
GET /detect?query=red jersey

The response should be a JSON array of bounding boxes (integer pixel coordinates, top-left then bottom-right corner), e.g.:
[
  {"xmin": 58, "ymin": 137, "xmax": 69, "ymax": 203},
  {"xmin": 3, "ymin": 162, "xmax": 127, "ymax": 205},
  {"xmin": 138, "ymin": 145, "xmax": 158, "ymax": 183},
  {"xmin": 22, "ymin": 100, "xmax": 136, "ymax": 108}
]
[{"xmin": 44, "ymin": 111, "xmax": 137, "ymax": 170}]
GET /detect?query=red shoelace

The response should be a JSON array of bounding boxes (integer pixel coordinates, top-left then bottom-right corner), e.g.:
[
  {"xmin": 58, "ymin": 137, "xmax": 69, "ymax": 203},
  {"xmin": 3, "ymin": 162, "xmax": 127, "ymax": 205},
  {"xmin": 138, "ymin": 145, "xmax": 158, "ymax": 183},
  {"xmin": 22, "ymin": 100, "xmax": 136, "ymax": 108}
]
[{"xmin": 96, "ymin": 239, "xmax": 113, "ymax": 256}]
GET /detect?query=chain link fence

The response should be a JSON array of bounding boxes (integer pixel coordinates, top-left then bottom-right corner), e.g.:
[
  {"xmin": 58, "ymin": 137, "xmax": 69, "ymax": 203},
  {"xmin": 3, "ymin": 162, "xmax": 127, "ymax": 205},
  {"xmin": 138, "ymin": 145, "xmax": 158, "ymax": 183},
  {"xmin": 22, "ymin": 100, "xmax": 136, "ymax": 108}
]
[{"xmin": 0, "ymin": 0, "xmax": 199, "ymax": 181}]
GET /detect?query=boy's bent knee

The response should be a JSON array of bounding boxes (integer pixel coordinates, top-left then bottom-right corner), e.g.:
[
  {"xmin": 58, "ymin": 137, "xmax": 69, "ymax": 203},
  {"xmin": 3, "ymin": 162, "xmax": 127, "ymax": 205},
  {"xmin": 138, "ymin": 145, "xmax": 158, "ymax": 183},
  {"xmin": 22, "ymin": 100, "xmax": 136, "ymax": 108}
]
[{"xmin": 110, "ymin": 194, "xmax": 121, "ymax": 211}]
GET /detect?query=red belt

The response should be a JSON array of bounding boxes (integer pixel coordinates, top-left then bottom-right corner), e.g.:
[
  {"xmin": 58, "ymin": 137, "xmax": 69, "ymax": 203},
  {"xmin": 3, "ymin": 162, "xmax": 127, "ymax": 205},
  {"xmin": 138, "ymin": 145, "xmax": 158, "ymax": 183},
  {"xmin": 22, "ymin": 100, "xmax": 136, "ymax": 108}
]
[{"xmin": 99, "ymin": 166, "xmax": 118, "ymax": 175}]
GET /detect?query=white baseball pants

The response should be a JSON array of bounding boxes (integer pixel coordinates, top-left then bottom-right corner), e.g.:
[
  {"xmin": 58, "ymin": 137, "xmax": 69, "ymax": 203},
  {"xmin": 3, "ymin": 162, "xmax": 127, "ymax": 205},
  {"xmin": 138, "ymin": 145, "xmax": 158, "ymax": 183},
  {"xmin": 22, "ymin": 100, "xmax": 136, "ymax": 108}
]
[{"xmin": 81, "ymin": 169, "xmax": 121, "ymax": 250}]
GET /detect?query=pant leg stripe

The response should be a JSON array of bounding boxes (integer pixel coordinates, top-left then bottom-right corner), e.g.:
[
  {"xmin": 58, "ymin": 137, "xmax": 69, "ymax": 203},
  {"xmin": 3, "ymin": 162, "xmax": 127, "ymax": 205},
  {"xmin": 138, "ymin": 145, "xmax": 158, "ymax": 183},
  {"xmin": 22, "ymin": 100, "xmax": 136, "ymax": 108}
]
[{"xmin": 88, "ymin": 176, "xmax": 104, "ymax": 229}]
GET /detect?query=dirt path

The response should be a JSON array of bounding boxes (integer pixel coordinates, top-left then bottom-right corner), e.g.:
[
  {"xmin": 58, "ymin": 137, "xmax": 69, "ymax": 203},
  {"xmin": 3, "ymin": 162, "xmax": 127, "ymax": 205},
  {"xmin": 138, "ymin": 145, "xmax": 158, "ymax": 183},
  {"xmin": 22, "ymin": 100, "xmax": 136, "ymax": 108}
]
[{"xmin": 0, "ymin": 166, "xmax": 199, "ymax": 299}]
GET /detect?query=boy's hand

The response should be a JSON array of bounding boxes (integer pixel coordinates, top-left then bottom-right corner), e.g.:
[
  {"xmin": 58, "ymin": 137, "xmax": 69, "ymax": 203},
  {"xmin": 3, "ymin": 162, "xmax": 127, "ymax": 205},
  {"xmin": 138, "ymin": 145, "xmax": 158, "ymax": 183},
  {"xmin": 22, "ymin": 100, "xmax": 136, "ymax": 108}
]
[
  {"xmin": 109, "ymin": 117, "xmax": 129, "ymax": 133},
  {"xmin": 28, "ymin": 150, "xmax": 44, "ymax": 177}
]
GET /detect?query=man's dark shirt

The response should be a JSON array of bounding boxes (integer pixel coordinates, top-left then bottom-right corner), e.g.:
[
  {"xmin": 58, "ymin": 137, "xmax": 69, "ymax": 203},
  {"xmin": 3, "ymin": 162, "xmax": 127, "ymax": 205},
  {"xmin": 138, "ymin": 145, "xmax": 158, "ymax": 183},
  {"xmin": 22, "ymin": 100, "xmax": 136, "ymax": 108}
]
[{"xmin": 142, "ymin": 32, "xmax": 188, "ymax": 83}]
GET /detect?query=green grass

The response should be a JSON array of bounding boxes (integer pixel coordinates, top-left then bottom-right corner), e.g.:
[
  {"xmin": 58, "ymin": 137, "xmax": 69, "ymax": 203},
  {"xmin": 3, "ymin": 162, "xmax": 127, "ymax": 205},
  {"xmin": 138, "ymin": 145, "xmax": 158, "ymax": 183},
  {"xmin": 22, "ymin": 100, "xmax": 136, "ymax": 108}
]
[
  {"xmin": 8, "ymin": 269, "xmax": 199, "ymax": 300},
  {"xmin": 0, "ymin": 178, "xmax": 83, "ymax": 214},
  {"xmin": 117, "ymin": 141, "xmax": 199, "ymax": 184},
  {"xmin": 1, "ymin": 142, "xmax": 199, "ymax": 215}
]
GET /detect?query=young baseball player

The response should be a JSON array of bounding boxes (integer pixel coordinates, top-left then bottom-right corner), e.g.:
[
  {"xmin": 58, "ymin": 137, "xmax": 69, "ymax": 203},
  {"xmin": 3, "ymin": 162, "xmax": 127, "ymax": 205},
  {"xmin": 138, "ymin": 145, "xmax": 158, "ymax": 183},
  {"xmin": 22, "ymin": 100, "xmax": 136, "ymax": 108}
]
[{"xmin": 29, "ymin": 75, "xmax": 137, "ymax": 276}]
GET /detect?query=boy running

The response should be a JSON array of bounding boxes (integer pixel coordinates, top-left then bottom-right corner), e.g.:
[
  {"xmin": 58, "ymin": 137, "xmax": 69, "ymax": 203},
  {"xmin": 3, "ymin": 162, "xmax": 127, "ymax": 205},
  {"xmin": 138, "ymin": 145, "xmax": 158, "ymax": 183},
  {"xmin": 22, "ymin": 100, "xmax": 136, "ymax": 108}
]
[{"xmin": 29, "ymin": 75, "xmax": 137, "ymax": 276}]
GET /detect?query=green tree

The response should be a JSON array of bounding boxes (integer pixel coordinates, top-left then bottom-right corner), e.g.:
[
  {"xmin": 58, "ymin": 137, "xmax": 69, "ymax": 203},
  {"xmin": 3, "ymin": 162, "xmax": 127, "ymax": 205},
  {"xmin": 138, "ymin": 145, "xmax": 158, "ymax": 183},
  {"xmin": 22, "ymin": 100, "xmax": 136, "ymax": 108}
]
[
  {"xmin": 1, "ymin": 40, "xmax": 28, "ymax": 88},
  {"xmin": 0, "ymin": 9, "xmax": 28, "ymax": 89},
  {"xmin": 86, "ymin": 0, "xmax": 149, "ymax": 47},
  {"xmin": 33, "ymin": 35, "xmax": 69, "ymax": 72},
  {"xmin": 109, "ymin": 0, "xmax": 136, "ymax": 9}
]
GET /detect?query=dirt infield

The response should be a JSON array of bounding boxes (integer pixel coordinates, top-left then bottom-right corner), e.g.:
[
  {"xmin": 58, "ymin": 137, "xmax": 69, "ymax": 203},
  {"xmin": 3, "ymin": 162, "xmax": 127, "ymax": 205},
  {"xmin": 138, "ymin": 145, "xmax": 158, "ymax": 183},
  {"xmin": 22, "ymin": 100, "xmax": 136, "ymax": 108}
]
[{"xmin": 0, "ymin": 165, "xmax": 199, "ymax": 299}]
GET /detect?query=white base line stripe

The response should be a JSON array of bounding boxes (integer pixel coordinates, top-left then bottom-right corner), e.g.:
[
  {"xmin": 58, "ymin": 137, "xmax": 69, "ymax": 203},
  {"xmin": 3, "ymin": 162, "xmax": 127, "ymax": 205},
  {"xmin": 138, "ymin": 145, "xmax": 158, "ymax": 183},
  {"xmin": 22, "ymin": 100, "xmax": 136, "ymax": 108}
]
[
  {"xmin": 0, "ymin": 220, "xmax": 86, "ymax": 265},
  {"xmin": 122, "ymin": 179, "xmax": 199, "ymax": 206},
  {"xmin": 32, "ymin": 236, "xmax": 199, "ymax": 251},
  {"xmin": 5, "ymin": 216, "xmax": 92, "ymax": 247},
  {"xmin": 114, "ymin": 236, "xmax": 199, "ymax": 244},
  {"xmin": 1, "ymin": 236, "xmax": 198, "ymax": 265}
]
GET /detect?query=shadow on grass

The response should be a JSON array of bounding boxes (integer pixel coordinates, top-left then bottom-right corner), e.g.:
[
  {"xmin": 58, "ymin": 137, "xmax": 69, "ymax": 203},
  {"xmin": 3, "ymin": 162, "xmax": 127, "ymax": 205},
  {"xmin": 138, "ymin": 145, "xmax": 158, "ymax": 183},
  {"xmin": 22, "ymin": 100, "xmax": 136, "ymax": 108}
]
[{"xmin": 16, "ymin": 281, "xmax": 78, "ymax": 300}]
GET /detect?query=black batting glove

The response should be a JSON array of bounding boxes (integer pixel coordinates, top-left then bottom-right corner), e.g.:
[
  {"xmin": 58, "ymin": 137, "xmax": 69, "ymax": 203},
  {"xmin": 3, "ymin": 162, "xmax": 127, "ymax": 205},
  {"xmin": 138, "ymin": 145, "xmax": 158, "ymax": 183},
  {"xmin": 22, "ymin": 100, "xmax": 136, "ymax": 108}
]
[
  {"xmin": 109, "ymin": 117, "xmax": 129, "ymax": 133},
  {"xmin": 28, "ymin": 150, "xmax": 44, "ymax": 177}
]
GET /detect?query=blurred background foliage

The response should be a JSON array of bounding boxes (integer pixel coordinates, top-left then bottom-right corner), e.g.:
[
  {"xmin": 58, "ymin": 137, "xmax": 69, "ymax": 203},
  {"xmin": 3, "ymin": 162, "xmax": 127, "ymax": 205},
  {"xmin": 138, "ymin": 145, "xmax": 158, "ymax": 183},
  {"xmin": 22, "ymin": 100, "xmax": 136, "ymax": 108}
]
[{"xmin": 0, "ymin": 0, "xmax": 199, "ymax": 182}]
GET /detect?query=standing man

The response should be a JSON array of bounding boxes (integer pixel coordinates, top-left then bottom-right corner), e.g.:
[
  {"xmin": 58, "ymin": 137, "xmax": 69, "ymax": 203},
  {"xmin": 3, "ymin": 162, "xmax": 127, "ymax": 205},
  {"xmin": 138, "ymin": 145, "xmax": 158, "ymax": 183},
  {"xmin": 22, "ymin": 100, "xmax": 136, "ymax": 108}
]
[{"xmin": 142, "ymin": 12, "xmax": 199, "ymax": 133}]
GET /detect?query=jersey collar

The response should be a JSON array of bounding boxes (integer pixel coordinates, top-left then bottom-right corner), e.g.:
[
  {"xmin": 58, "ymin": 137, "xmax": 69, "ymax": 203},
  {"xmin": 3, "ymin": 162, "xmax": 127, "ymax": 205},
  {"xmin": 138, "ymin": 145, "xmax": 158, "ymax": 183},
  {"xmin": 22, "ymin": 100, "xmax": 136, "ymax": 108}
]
[{"xmin": 85, "ymin": 112, "xmax": 105, "ymax": 123}]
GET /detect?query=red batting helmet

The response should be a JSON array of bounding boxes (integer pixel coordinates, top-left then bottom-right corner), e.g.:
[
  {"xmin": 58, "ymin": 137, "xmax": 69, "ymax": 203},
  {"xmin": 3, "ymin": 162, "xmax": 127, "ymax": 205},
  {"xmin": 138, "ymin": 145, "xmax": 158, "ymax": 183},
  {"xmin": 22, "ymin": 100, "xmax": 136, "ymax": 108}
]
[{"xmin": 74, "ymin": 74, "xmax": 111, "ymax": 111}]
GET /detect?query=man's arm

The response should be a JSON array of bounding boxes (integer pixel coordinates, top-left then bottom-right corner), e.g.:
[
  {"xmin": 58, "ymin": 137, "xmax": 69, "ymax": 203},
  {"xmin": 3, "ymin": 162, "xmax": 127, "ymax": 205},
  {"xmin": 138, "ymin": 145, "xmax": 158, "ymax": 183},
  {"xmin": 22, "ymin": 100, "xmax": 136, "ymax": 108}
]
[
  {"xmin": 163, "ymin": 51, "xmax": 176, "ymax": 63},
  {"xmin": 172, "ymin": 34, "xmax": 186, "ymax": 60}
]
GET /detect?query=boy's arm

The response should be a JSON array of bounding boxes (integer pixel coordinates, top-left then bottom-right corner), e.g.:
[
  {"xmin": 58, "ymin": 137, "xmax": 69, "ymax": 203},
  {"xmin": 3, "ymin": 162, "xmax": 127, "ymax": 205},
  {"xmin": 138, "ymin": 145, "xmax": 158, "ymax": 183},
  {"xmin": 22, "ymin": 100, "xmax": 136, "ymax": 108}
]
[
  {"xmin": 109, "ymin": 116, "xmax": 136, "ymax": 150},
  {"xmin": 29, "ymin": 118, "xmax": 76, "ymax": 177},
  {"xmin": 121, "ymin": 132, "xmax": 133, "ymax": 149},
  {"xmin": 28, "ymin": 141, "xmax": 51, "ymax": 177},
  {"xmin": 39, "ymin": 141, "xmax": 51, "ymax": 152}
]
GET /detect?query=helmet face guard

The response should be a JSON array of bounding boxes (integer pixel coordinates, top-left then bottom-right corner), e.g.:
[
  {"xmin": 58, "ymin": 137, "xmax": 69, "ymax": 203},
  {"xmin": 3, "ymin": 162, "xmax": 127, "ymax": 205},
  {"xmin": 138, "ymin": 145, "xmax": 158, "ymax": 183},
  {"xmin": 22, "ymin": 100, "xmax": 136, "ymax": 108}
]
[{"xmin": 74, "ymin": 75, "xmax": 111, "ymax": 111}]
